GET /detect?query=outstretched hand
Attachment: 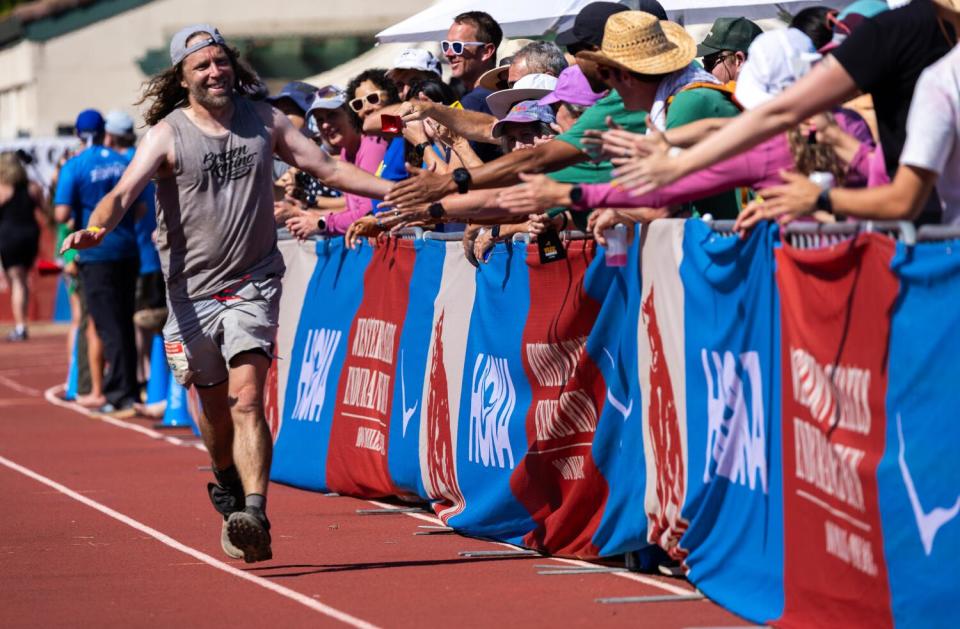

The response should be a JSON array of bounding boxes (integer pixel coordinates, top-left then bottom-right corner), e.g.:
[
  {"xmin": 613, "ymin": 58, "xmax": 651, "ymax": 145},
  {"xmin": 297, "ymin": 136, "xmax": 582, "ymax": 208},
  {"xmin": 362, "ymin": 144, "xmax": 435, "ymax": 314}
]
[
  {"xmin": 60, "ymin": 227, "xmax": 106, "ymax": 254},
  {"xmin": 384, "ymin": 164, "xmax": 453, "ymax": 207},
  {"xmin": 497, "ymin": 173, "xmax": 573, "ymax": 214},
  {"xmin": 734, "ymin": 170, "xmax": 821, "ymax": 237},
  {"xmin": 344, "ymin": 215, "xmax": 385, "ymax": 249},
  {"xmin": 285, "ymin": 210, "xmax": 320, "ymax": 241}
]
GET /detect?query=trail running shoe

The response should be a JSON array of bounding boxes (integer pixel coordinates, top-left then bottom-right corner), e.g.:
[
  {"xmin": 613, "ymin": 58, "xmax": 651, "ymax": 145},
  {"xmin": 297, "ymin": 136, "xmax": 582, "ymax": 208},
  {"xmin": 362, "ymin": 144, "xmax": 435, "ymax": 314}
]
[
  {"xmin": 226, "ymin": 507, "xmax": 273, "ymax": 564},
  {"xmin": 207, "ymin": 483, "xmax": 245, "ymax": 560}
]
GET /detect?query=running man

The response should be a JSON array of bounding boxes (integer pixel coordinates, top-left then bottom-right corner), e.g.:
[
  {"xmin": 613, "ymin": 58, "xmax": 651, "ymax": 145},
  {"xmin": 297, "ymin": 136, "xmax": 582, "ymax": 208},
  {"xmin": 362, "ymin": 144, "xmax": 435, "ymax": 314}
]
[{"xmin": 61, "ymin": 24, "xmax": 390, "ymax": 563}]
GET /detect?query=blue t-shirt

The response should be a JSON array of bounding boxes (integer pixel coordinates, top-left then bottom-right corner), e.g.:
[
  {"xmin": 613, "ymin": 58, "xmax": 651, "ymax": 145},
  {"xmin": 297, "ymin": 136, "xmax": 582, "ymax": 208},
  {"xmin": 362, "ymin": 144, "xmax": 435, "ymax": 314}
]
[
  {"xmin": 122, "ymin": 148, "xmax": 162, "ymax": 275},
  {"xmin": 55, "ymin": 145, "xmax": 143, "ymax": 263},
  {"xmin": 459, "ymin": 86, "xmax": 502, "ymax": 163}
]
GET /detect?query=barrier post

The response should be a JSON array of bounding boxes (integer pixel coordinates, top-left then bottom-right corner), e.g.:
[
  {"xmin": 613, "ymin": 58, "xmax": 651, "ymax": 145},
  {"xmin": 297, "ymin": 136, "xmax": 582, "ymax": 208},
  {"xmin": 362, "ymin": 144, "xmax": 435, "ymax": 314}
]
[{"xmin": 144, "ymin": 334, "xmax": 170, "ymax": 404}]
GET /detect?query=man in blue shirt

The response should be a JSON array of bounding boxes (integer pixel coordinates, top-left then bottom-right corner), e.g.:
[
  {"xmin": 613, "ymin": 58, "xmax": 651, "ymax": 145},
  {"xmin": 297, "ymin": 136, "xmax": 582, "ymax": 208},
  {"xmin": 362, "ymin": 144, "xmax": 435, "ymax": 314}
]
[
  {"xmin": 104, "ymin": 109, "xmax": 167, "ymax": 404},
  {"xmin": 55, "ymin": 109, "xmax": 148, "ymax": 415}
]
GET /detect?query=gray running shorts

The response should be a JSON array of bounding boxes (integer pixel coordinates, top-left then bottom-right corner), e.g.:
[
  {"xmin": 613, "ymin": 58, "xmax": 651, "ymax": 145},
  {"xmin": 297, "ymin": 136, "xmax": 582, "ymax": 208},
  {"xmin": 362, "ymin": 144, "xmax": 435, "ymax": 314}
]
[{"xmin": 163, "ymin": 273, "xmax": 282, "ymax": 387}]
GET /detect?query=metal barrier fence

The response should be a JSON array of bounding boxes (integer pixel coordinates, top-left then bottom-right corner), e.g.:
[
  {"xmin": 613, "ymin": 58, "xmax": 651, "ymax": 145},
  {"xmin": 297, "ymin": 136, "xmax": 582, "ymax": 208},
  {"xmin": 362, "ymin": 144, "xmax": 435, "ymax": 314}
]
[{"xmin": 276, "ymin": 219, "xmax": 957, "ymax": 248}]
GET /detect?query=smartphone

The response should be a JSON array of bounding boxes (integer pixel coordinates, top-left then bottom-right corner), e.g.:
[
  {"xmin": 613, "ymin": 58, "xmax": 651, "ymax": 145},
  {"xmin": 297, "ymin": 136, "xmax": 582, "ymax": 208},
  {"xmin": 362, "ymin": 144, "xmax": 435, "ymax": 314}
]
[
  {"xmin": 537, "ymin": 228, "xmax": 567, "ymax": 264},
  {"xmin": 381, "ymin": 114, "xmax": 404, "ymax": 134}
]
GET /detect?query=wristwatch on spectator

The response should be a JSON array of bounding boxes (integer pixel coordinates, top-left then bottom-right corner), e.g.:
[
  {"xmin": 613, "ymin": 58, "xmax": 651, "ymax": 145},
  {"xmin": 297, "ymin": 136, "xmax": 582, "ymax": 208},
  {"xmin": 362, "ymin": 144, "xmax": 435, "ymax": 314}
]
[
  {"xmin": 428, "ymin": 202, "xmax": 446, "ymax": 220},
  {"xmin": 414, "ymin": 142, "xmax": 431, "ymax": 161},
  {"xmin": 453, "ymin": 167, "xmax": 472, "ymax": 194},
  {"xmin": 815, "ymin": 188, "xmax": 833, "ymax": 215},
  {"xmin": 491, "ymin": 224, "xmax": 501, "ymax": 239},
  {"xmin": 316, "ymin": 215, "xmax": 327, "ymax": 232},
  {"xmin": 568, "ymin": 184, "xmax": 583, "ymax": 206}
]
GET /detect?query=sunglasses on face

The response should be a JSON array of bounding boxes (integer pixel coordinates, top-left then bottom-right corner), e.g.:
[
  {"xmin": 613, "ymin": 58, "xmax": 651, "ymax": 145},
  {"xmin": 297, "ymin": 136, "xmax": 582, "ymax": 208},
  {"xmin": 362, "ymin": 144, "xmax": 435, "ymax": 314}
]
[
  {"xmin": 441, "ymin": 40, "xmax": 485, "ymax": 55},
  {"xmin": 349, "ymin": 90, "xmax": 386, "ymax": 112},
  {"xmin": 703, "ymin": 51, "xmax": 735, "ymax": 72}
]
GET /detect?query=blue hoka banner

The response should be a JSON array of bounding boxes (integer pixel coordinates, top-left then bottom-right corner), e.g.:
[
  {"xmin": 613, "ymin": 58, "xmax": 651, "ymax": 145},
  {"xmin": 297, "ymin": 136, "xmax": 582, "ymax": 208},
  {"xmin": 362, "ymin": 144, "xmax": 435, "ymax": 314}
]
[
  {"xmin": 882, "ymin": 242, "xmax": 960, "ymax": 628},
  {"xmin": 272, "ymin": 239, "xmax": 372, "ymax": 489},
  {"xmin": 584, "ymin": 236, "xmax": 651, "ymax": 556},
  {"xmin": 450, "ymin": 241, "xmax": 536, "ymax": 542},
  {"xmin": 387, "ymin": 239, "xmax": 444, "ymax": 497},
  {"xmin": 679, "ymin": 221, "xmax": 784, "ymax": 622}
]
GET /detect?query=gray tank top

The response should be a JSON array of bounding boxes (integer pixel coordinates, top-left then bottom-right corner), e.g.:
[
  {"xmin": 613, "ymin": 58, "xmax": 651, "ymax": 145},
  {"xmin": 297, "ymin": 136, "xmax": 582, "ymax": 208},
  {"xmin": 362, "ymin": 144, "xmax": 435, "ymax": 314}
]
[{"xmin": 155, "ymin": 98, "xmax": 284, "ymax": 301}]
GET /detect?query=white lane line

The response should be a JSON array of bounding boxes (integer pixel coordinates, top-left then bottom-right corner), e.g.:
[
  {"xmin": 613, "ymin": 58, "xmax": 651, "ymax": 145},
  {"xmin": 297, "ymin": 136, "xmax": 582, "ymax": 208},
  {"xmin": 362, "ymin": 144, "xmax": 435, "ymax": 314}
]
[
  {"xmin": 0, "ymin": 374, "xmax": 42, "ymax": 397},
  {"xmin": 0, "ymin": 453, "xmax": 380, "ymax": 629},
  {"xmin": 43, "ymin": 385, "xmax": 206, "ymax": 452}
]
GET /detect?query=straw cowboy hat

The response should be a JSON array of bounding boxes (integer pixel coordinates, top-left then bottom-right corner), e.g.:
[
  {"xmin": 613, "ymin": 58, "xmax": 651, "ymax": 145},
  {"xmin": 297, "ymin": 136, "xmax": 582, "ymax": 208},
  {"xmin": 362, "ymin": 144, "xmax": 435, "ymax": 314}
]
[{"xmin": 578, "ymin": 11, "xmax": 696, "ymax": 76}]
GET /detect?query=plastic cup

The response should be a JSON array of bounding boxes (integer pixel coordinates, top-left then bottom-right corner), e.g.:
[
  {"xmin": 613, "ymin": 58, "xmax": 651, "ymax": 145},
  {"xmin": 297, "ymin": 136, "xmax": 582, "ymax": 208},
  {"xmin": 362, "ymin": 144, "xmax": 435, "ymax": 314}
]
[{"xmin": 603, "ymin": 227, "xmax": 627, "ymax": 267}]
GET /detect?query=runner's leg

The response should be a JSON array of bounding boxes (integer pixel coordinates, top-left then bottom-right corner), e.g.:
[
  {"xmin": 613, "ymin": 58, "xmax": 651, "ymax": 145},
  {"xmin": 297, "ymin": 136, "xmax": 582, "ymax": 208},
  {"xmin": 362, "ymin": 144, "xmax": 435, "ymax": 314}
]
[{"xmin": 226, "ymin": 350, "xmax": 272, "ymax": 496}]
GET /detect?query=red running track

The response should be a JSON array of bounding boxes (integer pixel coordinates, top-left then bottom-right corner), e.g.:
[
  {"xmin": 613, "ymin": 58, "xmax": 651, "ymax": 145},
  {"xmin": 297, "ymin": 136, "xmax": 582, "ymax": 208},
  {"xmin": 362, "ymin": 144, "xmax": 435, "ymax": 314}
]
[{"xmin": 0, "ymin": 330, "xmax": 754, "ymax": 628}]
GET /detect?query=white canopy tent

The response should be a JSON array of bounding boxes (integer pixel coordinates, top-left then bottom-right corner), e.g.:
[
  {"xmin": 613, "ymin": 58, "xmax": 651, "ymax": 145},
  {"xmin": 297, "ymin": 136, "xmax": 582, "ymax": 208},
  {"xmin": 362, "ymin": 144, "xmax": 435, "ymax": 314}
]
[{"xmin": 375, "ymin": 0, "xmax": 856, "ymax": 43}]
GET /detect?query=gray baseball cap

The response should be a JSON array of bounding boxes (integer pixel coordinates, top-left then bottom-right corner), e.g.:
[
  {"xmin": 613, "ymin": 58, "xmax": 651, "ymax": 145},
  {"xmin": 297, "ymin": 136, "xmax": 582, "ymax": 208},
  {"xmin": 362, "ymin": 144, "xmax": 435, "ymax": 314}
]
[{"xmin": 169, "ymin": 23, "xmax": 227, "ymax": 66}]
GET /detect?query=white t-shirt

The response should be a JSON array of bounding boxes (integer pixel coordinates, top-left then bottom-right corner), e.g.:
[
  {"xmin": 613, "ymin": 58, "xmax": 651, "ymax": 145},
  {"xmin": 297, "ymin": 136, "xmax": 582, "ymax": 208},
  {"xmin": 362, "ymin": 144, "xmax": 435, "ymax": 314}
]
[{"xmin": 900, "ymin": 45, "xmax": 960, "ymax": 225}]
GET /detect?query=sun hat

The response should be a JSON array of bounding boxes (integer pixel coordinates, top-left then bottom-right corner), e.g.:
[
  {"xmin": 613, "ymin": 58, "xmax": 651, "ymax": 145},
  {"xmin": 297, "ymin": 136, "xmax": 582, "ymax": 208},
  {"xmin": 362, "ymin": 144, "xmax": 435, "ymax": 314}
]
[
  {"xmin": 734, "ymin": 28, "xmax": 822, "ymax": 111},
  {"xmin": 556, "ymin": 1, "xmax": 664, "ymax": 47},
  {"xmin": 169, "ymin": 23, "xmax": 227, "ymax": 66},
  {"xmin": 491, "ymin": 100, "xmax": 557, "ymax": 138},
  {"xmin": 696, "ymin": 17, "xmax": 763, "ymax": 56},
  {"xmin": 577, "ymin": 11, "xmax": 696, "ymax": 77},
  {"xmin": 104, "ymin": 110, "xmax": 135, "ymax": 136},
  {"xmin": 538, "ymin": 65, "xmax": 607, "ymax": 108},
  {"xmin": 387, "ymin": 48, "xmax": 442, "ymax": 77},
  {"xmin": 486, "ymin": 73, "xmax": 558, "ymax": 118},
  {"xmin": 477, "ymin": 56, "xmax": 514, "ymax": 91}
]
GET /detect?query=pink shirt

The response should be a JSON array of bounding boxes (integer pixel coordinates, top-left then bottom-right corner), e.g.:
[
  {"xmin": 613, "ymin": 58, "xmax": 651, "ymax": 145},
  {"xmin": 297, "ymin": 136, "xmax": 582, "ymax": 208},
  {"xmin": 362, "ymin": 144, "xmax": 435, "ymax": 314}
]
[
  {"xmin": 323, "ymin": 135, "xmax": 388, "ymax": 234},
  {"xmin": 575, "ymin": 134, "xmax": 795, "ymax": 211}
]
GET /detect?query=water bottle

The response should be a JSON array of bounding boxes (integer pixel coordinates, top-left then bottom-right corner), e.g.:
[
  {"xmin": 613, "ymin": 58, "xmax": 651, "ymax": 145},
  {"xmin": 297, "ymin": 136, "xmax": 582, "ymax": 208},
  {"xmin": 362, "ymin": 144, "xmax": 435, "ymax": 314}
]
[{"xmin": 603, "ymin": 224, "xmax": 628, "ymax": 267}]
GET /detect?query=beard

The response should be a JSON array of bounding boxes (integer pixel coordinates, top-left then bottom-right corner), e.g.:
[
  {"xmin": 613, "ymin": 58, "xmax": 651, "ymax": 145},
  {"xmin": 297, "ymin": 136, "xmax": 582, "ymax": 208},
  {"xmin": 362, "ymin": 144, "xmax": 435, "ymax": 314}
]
[{"xmin": 189, "ymin": 81, "xmax": 233, "ymax": 109}]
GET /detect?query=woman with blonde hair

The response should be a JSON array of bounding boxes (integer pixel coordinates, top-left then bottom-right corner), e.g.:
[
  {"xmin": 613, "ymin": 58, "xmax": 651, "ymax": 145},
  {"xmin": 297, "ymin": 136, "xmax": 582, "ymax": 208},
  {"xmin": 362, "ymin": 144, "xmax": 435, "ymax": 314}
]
[{"xmin": 0, "ymin": 152, "xmax": 42, "ymax": 341}]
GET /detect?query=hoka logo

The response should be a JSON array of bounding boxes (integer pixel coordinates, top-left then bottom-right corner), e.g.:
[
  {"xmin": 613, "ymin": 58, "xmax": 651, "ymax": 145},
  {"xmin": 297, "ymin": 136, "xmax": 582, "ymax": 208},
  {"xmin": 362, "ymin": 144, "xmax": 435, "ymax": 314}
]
[
  {"xmin": 292, "ymin": 328, "xmax": 342, "ymax": 421},
  {"xmin": 702, "ymin": 349, "xmax": 768, "ymax": 493},
  {"xmin": 469, "ymin": 354, "xmax": 516, "ymax": 469}
]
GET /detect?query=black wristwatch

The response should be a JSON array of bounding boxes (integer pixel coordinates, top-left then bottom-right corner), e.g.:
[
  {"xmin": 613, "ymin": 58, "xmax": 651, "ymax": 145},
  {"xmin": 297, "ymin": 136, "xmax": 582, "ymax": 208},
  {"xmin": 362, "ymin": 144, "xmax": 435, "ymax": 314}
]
[
  {"xmin": 569, "ymin": 184, "xmax": 583, "ymax": 205},
  {"xmin": 452, "ymin": 167, "xmax": 472, "ymax": 194},
  {"xmin": 428, "ymin": 202, "xmax": 446, "ymax": 220},
  {"xmin": 414, "ymin": 142, "xmax": 431, "ymax": 161},
  {"xmin": 815, "ymin": 188, "xmax": 833, "ymax": 214},
  {"xmin": 316, "ymin": 216, "xmax": 327, "ymax": 232},
  {"xmin": 491, "ymin": 224, "xmax": 501, "ymax": 239}
]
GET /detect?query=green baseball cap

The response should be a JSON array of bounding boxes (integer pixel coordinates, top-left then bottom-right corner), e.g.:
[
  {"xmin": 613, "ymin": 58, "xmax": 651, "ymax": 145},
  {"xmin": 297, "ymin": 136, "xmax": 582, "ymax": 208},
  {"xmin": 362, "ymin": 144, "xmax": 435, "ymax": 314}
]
[{"xmin": 697, "ymin": 17, "xmax": 763, "ymax": 57}]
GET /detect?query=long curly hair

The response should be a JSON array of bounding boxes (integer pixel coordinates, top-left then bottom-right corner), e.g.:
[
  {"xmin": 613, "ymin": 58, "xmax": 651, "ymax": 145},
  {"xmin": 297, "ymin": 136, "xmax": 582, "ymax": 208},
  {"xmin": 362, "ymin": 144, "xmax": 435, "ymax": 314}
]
[
  {"xmin": 787, "ymin": 121, "xmax": 846, "ymax": 186},
  {"xmin": 137, "ymin": 43, "xmax": 266, "ymax": 127}
]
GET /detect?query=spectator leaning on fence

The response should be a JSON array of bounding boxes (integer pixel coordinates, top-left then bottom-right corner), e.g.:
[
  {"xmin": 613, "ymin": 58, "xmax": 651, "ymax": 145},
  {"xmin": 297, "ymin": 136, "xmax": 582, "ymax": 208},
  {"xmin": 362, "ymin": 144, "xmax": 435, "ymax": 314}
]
[
  {"xmin": 383, "ymin": 0, "xmax": 656, "ymax": 210},
  {"xmin": 735, "ymin": 0, "xmax": 960, "ymax": 231},
  {"xmin": 59, "ymin": 23, "xmax": 390, "ymax": 565},
  {"xmin": 622, "ymin": 0, "xmax": 954, "ymax": 225}
]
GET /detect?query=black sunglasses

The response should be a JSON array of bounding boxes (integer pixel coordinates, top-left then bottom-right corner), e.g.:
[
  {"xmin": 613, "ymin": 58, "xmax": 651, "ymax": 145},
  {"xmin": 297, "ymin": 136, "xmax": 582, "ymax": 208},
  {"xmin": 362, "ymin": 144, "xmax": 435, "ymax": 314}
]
[{"xmin": 703, "ymin": 51, "xmax": 735, "ymax": 72}]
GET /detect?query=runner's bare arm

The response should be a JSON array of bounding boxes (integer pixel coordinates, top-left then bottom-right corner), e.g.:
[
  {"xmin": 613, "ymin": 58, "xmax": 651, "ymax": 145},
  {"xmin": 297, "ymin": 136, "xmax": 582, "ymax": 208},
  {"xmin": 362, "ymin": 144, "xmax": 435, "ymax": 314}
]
[
  {"xmin": 269, "ymin": 107, "xmax": 391, "ymax": 200},
  {"xmin": 60, "ymin": 124, "xmax": 171, "ymax": 252}
]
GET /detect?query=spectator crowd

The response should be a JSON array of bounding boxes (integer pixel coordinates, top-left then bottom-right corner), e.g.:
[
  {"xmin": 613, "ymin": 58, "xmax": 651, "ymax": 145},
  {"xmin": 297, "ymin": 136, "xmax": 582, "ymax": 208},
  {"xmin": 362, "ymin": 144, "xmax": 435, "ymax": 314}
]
[{"xmin": 3, "ymin": 0, "xmax": 959, "ymax": 420}]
